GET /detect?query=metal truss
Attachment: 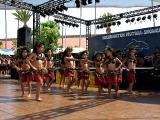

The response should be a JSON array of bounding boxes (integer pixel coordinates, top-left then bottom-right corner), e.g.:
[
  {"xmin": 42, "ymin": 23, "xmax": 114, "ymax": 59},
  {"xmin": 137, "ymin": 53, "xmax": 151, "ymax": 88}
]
[
  {"xmin": 36, "ymin": 0, "xmax": 72, "ymax": 11},
  {"xmin": 91, "ymin": 5, "xmax": 160, "ymax": 25},
  {"xmin": 0, "ymin": 0, "xmax": 34, "ymax": 10},
  {"xmin": 33, "ymin": 12, "xmax": 40, "ymax": 47},
  {"xmin": 53, "ymin": 12, "xmax": 86, "ymax": 24},
  {"xmin": 86, "ymin": 21, "xmax": 91, "ymax": 50}
]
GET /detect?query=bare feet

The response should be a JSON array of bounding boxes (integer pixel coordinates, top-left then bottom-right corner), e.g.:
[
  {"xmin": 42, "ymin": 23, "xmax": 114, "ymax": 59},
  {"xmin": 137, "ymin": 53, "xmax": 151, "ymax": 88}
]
[
  {"xmin": 36, "ymin": 97, "xmax": 43, "ymax": 101},
  {"xmin": 27, "ymin": 94, "xmax": 31, "ymax": 98},
  {"xmin": 47, "ymin": 88, "xmax": 51, "ymax": 91},
  {"xmin": 128, "ymin": 91, "xmax": 136, "ymax": 97}
]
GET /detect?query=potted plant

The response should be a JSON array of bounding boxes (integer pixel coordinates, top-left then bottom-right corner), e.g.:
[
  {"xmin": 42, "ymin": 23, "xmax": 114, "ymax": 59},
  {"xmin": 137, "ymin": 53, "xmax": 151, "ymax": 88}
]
[
  {"xmin": 100, "ymin": 12, "xmax": 113, "ymax": 34},
  {"xmin": 12, "ymin": 9, "xmax": 32, "ymax": 47}
]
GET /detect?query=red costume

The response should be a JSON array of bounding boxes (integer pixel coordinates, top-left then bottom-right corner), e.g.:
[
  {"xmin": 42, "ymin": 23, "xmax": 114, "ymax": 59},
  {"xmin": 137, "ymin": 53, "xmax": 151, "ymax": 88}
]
[
  {"xmin": 34, "ymin": 68, "xmax": 45, "ymax": 82},
  {"xmin": 79, "ymin": 69, "xmax": 89, "ymax": 80},
  {"xmin": 21, "ymin": 71, "xmax": 33, "ymax": 82},
  {"xmin": 64, "ymin": 68, "xmax": 74, "ymax": 77},
  {"xmin": 95, "ymin": 72, "xmax": 105, "ymax": 86},
  {"xmin": 126, "ymin": 69, "xmax": 136, "ymax": 83},
  {"xmin": 44, "ymin": 56, "xmax": 55, "ymax": 80},
  {"xmin": 105, "ymin": 57, "xmax": 118, "ymax": 85},
  {"xmin": 19, "ymin": 58, "xmax": 33, "ymax": 82},
  {"xmin": 106, "ymin": 71, "xmax": 117, "ymax": 84},
  {"xmin": 126, "ymin": 56, "xmax": 137, "ymax": 83},
  {"xmin": 116, "ymin": 70, "xmax": 122, "ymax": 83},
  {"xmin": 44, "ymin": 68, "xmax": 55, "ymax": 79}
]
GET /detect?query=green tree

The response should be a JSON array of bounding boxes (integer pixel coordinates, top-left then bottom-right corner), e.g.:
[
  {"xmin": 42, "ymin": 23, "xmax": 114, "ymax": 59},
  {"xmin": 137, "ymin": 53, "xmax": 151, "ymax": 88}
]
[
  {"xmin": 39, "ymin": 20, "xmax": 60, "ymax": 50},
  {"xmin": 100, "ymin": 12, "xmax": 113, "ymax": 33},
  {"xmin": 12, "ymin": 9, "xmax": 32, "ymax": 26}
]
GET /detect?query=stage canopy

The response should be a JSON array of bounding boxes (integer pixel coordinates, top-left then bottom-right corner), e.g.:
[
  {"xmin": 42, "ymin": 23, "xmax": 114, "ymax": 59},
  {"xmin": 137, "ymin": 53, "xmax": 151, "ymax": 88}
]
[{"xmin": 1, "ymin": 0, "xmax": 160, "ymax": 9}]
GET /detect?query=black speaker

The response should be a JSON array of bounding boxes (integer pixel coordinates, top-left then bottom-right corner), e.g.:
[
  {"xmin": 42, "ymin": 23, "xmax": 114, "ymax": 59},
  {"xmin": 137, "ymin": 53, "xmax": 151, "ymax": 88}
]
[{"xmin": 17, "ymin": 26, "xmax": 31, "ymax": 47}]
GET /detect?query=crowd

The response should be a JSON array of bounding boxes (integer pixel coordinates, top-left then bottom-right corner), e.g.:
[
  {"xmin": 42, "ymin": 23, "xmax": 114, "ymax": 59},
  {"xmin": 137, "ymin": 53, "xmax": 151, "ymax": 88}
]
[
  {"xmin": 0, "ymin": 43, "xmax": 160, "ymax": 101},
  {"xmin": 0, "ymin": 55, "xmax": 11, "ymax": 75}
]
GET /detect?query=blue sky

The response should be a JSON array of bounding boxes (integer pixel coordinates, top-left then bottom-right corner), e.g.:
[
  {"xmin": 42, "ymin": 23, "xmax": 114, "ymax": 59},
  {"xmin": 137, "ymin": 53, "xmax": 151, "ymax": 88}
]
[{"xmin": 22, "ymin": 0, "xmax": 160, "ymax": 7}]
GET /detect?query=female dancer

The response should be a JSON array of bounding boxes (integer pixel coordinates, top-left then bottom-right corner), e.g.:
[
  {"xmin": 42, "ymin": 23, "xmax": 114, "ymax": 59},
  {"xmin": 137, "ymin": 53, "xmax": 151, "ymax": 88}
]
[
  {"xmin": 58, "ymin": 52, "xmax": 65, "ymax": 88},
  {"xmin": 123, "ymin": 48, "xmax": 137, "ymax": 96},
  {"xmin": 12, "ymin": 47, "xmax": 32, "ymax": 97},
  {"xmin": 63, "ymin": 47, "xmax": 77, "ymax": 93},
  {"xmin": 27, "ymin": 42, "xmax": 47, "ymax": 101},
  {"xmin": 44, "ymin": 48, "xmax": 55, "ymax": 90},
  {"xmin": 79, "ymin": 51, "xmax": 91, "ymax": 93},
  {"xmin": 105, "ymin": 47, "xmax": 122, "ymax": 97},
  {"xmin": 94, "ymin": 52, "xmax": 105, "ymax": 95}
]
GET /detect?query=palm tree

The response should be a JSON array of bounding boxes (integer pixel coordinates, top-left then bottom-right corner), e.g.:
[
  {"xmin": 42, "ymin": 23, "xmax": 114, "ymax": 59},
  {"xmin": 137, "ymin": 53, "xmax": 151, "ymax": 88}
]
[
  {"xmin": 100, "ymin": 12, "xmax": 113, "ymax": 33},
  {"xmin": 12, "ymin": 9, "xmax": 32, "ymax": 26},
  {"xmin": 12, "ymin": 9, "xmax": 32, "ymax": 47}
]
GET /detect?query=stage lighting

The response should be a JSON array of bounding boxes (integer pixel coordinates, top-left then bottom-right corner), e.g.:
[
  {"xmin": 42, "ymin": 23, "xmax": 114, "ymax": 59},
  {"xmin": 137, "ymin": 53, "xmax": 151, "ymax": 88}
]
[
  {"xmin": 60, "ymin": 5, "xmax": 68, "ymax": 11},
  {"xmin": 82, "ymin": 0, "xmax": 87, "ymax": 5},
  {"xmin": 72, "ymin": 23, "xmax": 76, "ymax": 27},
  {"xmin": 125, "ymin": 19, "xmax": 130, "ymax": 23},
  {"xmin": 52, "ymin": 8, "xmax": 58, "ymax": 14},
  {"xmin": 147, "ymin": 15, "xmax": 152, "ymax": 20},
  {"xmin": 95, "ymin": 0, "xmax": 100, "ymax": 3},
  {"xmin": 75, "ymin": 24, "xmax": 79, "ymax": 27},
  {"xmin": 48, "ymin": 9, "xmax": 54, "ymax": 15},
  {"xmin": 54, "ymin": 19, "xmax": 59, "ymax": 23},
  {"xmin": 60, "ymin": 20, "xmax": 65, "ymax": 25},
  {"xmin": 142, "ymin": 16, "xmax": 146, "ymax": 20},
  {"xmin": 100, "ymin": 25, "xmax": 103, "ymax": 29},
  {"xmin": 44, "ymin": 10, "xmax": 50, "ymax": 16},
  {"xmin": 96, "ymin": 25, "xmax": 100, "ymax": 29},
  {"xmin": 131, "ymin": 18, "xmax": 135, "ymax": 22},
  {"xmin": 103, "ymin": 23, "xmax": 107, "ymax": 27},
  {"xmin": 137, "ymin": 17, "xmax": 141, "ymax": 21},
  {"xmin": 88, "ymin": 0, "xmax": 92, "ymax": 4},
  {"xmin": 11, "ymin": 0, "xmax": 15, "ymax": 4},
  {"xmin": 119, "ymin": 13, "xmax": 123, "ymax": 18},
  {"xmin": 108, "ymin": 23, "xmax": 111, "ymax": 27},
  {"xmin": 153, "ymin": 14, "xmax": 157, "ymax": 19},
  {"xmin": 40, "ymin": 11, "xmax": 46, "ymax": 17},
  {"xmin": 56, "ymin": 6, "xmax": 63, "ymax": 12},
  {"xmin": 112, "ymin": 22, "xmax": 116, "ymax": 26},
  {"xmin": 117, "ymin": 21, "xmax": 121, "ymax": 25},
  {"xmin": 75, "ymin": 0, "xmax": 80, "ymax": 8}
]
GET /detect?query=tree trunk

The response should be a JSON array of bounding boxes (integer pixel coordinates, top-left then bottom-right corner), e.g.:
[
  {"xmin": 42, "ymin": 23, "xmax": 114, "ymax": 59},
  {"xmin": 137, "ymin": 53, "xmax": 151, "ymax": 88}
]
[{"xmin": 106, "ymin": 27, "xmax": 111, "ymax": 34}]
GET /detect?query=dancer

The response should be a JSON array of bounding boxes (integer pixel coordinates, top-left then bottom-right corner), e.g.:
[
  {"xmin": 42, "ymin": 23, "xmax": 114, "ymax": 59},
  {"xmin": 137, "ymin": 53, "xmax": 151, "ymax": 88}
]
[
  {"xmin": 44, "ymin": 48, "xmax": 55, "ymax": 90},
  {"xmin": 58, "ymin": 52, "xmax": 65, "ymax": 88},
  {"xmin": 63, "ymin": 47, "xmax": 77, "ymax": 93},
  {"xmin": 105, "ymin": 47, "xmax": 122, "ymax": 97},
  {"xmin": 27, "ymin": 42, "xmax": 47, "ymax": 101},
  {"xmin": 12, "ymin": 47, "xmax": 32, "ymax": 97},
  {"xmin": 115, "ymin": 50, "xmax": 123, "ymax": 90},
  {"xmin": 123, "ymin": 48, "xmax": 137, "ymax": 96},
  {"xmin": 79, "ymin": 50, "xmax": 91, "ymax": 93},
  {"xmin": 94, "ymin": 52, "xmax": 105, "ymax": 95}
]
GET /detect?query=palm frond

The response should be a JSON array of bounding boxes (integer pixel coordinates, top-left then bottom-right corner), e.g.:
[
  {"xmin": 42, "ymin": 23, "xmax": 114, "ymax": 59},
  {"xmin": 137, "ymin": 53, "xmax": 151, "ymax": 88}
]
[{"xmin": 12, "ymin": 9, "xmax": 32, "ymax": 26}]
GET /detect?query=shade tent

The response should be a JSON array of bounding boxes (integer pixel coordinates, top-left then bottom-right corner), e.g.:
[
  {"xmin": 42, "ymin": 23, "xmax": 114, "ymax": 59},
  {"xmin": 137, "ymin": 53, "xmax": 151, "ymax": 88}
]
[
  {"xmin": 0, "ymin": 48, "xmax": 15, "ymax": 55},
  {"xmin": 53, "ymin": 47, "xmax": 86, "ymax": 54}
]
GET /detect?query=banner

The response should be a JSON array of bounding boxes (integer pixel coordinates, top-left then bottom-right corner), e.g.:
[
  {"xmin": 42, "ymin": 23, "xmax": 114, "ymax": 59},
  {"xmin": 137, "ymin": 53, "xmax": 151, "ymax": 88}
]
[{"xmin": 89, "ymin": 26, "xmax": 160, "ymax": 58}]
